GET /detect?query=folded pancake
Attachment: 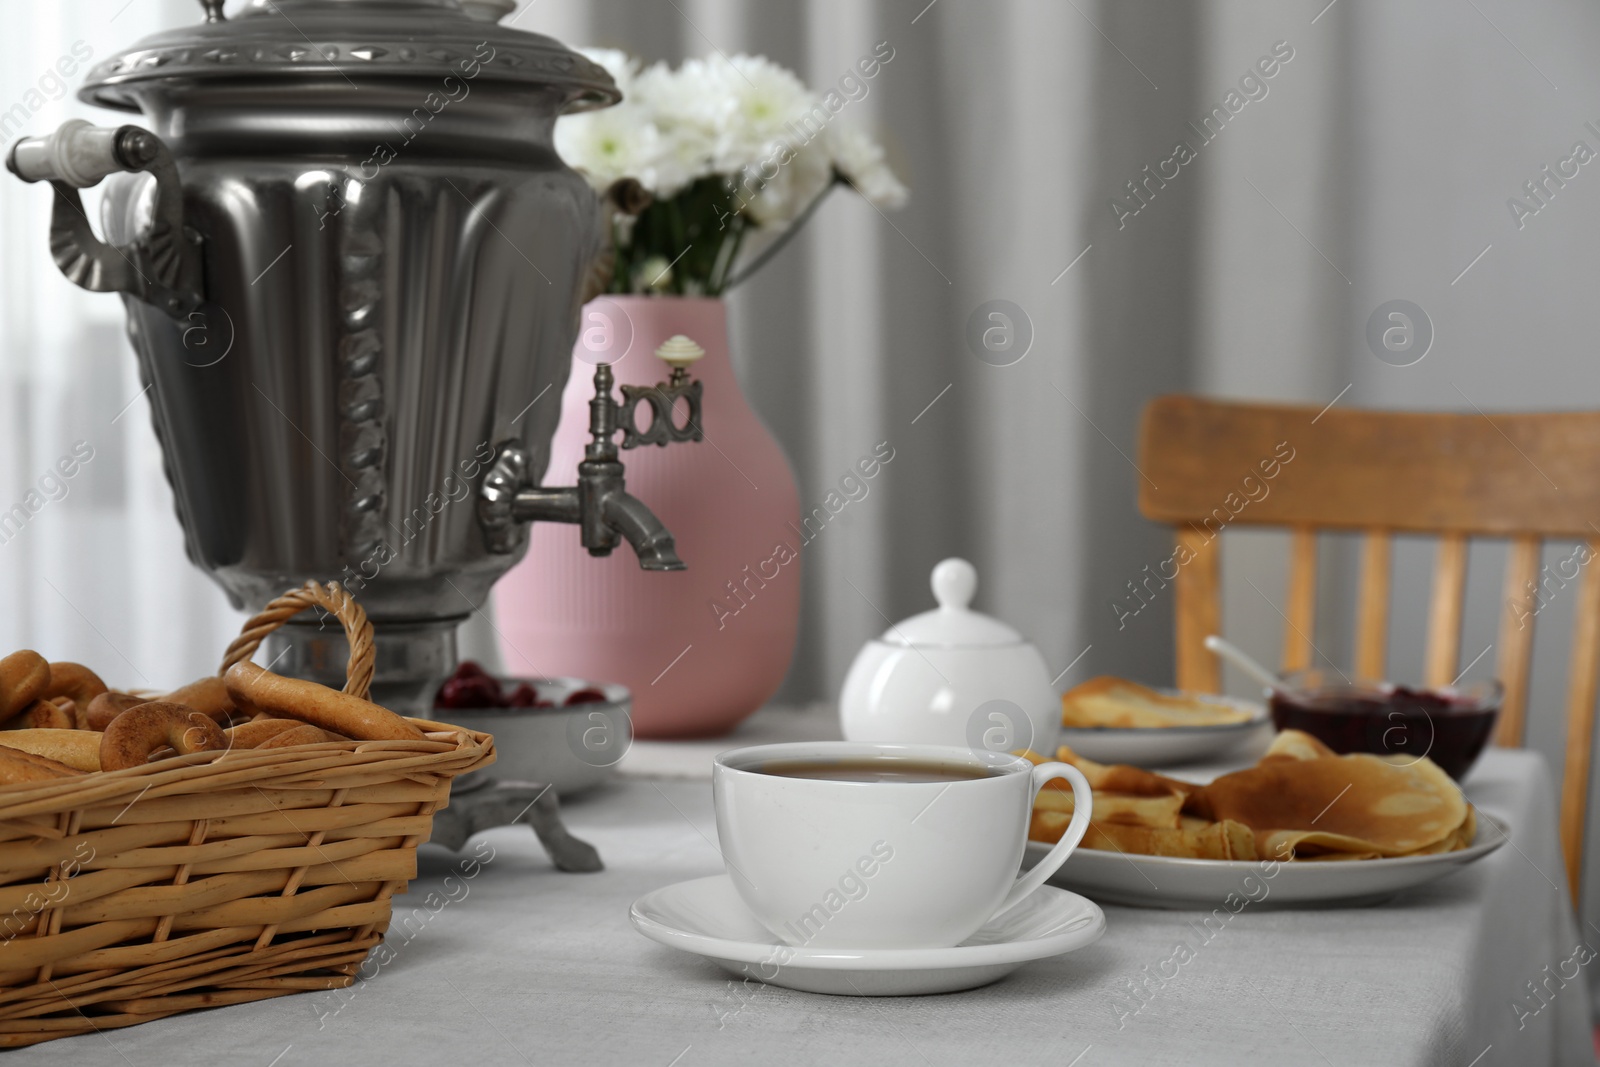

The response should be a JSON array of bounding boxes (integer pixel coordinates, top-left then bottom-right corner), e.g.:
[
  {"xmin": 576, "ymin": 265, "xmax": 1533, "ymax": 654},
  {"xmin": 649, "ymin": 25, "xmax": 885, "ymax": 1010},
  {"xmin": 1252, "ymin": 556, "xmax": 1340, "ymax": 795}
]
[
  {"xmin": 1032, "ymin": 809, "xmax": 1257, "ymax": 860},
  {"xmin": 1195, "ymin": 753, "xmax": 1467, "ymax": 857},
  {"xmin": 1039, "ymin": 744, "xmax": 1199, "ymax": 800},
  {"xmin": 1033, "ymin": 787, "xmax": 1183, "ymax": 828},
  {"xmin": 1061, "ymin": 676, "xmax": 1256, "ymax": 728},
  {"xmin": 1260, "ymin": 728, "xmax": 1338, "ymax": 763}
]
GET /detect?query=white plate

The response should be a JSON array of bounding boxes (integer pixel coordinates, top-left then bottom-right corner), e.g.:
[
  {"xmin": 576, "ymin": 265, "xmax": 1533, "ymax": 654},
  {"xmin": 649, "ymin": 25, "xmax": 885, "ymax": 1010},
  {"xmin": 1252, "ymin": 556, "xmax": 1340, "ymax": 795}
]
[
  {"xmin": 1060, "ymin": 691, "xmax": 1270, "ymax": 766},
  {"xmin": 1027, "ymin": 814, "xmax": 1508, "ymax": 909},
  {"xmin": 629, "ymin": 874, "xmax": 1105, "ymax": 996}
]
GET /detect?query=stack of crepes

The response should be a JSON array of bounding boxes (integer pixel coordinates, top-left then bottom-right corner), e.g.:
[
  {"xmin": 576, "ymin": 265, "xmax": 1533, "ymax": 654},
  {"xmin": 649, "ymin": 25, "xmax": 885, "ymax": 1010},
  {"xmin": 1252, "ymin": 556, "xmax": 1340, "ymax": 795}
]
[
  {"xmin": 1028, "ymin": 730, "xmax": 1475, "ymax": 861},
  {"xmin": 1061, "ymin": 676, "xmax": 1256, "ymax": 728}
]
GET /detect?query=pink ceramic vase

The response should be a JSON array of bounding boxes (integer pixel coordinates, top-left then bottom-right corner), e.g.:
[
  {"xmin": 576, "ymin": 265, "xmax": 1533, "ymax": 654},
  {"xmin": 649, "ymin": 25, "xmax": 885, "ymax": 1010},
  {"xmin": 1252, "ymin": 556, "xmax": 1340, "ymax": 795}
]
[{"xmin": 493, "ymin": 296, "xmax": 802, "ymax": 738}]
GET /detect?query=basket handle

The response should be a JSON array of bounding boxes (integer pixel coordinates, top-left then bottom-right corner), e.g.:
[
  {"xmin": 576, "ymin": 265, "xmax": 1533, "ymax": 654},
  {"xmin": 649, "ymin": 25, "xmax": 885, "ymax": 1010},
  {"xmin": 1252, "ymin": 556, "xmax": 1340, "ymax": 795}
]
[{"xmin": 219, "ymin": 581, "xmax": 375, "ymax": 701}]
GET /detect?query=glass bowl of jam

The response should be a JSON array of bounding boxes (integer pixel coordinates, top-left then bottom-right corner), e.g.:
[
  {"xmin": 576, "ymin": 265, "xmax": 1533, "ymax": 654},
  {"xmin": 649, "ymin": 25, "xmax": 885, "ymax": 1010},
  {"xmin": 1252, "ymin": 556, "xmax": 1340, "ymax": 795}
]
[{"xmin": 1268, "ymin": 670, "xmax": 1502, "ymax": 781}]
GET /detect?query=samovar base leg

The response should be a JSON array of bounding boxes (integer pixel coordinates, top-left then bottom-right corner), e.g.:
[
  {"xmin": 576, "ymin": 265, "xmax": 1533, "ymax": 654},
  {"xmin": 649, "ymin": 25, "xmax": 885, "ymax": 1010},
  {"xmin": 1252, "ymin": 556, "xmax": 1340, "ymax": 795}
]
[{"xmin": 427, "ymin": 775, "xmax": 604, "ymax": 873}]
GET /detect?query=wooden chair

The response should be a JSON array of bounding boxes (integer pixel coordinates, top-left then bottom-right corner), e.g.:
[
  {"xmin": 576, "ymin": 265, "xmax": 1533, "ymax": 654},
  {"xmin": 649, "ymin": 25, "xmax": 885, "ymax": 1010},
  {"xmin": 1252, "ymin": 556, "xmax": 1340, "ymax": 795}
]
[{"xmin": 1137, "ymin": 394, "xmax": 1600, "ymax": 898}]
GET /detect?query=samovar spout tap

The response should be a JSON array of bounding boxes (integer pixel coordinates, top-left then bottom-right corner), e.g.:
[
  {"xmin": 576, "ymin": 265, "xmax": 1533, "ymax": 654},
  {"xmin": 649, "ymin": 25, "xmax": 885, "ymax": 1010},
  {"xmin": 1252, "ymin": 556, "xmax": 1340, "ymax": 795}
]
[
  {"xmin": 478, "ymin": 353, "xmax": 702, "ymax": 570},
  {"xmin": 595, "ymin": 481, "xmax": 685, "ymax": 572}
]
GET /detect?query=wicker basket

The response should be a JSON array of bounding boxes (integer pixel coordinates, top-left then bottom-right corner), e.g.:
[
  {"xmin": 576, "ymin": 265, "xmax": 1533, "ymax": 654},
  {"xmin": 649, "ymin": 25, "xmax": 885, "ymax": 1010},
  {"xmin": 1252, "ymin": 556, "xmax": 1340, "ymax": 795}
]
[{"xmin": 0, "ymin": 582, "xmax": 494, "ymax": 1047}]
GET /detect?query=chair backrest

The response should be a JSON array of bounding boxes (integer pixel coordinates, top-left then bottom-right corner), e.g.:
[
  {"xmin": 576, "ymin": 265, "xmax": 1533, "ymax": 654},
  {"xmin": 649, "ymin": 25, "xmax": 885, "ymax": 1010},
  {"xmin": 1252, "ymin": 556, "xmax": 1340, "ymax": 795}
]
[{"xmin": 1137, "ymin": 394, "xmax": 1600, "ymax": 897}]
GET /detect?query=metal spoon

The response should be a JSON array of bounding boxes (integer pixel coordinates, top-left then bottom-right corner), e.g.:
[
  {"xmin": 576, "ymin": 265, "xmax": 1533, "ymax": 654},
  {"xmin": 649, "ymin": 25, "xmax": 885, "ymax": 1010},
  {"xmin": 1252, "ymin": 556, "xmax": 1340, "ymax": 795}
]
[{"xmin": 1203, "ymin": 635, "xmax": 1281, "ymax": 693}]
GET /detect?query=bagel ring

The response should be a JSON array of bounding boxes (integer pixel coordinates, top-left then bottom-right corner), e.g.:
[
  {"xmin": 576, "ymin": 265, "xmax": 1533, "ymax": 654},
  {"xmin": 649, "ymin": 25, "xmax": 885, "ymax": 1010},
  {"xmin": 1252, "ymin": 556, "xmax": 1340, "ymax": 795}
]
[
  {"xmin": 85, "ymin": 692, "xmax": 149, "ymax": 732},
  {"xmin": 6, "ymin": 699, "xmax": 75, "ymax": 732},
  {"xmin": 257, "ymin": 723, "xmax": 340, "ymax": 749},
  {"xmin": 0, "ymin": 651, "xmax": 49, "ymax": 724},
  {"xmin": 44, "ymin": 662, "xmax": 108, "ymax": 709},
  {"xmin": 224, "ymin": 660, "xmax": 424, "ymax": 742},
  {"xmin": 159, "ymin": 676, "xmax": 235, "ymax": 722},
  {"xmin": 223, "ymin": 718, "xmax": 301, "ymax": 749},
  {"xmin": 100, "ymin": 702, "xmax": 227, "ymax": 771}
]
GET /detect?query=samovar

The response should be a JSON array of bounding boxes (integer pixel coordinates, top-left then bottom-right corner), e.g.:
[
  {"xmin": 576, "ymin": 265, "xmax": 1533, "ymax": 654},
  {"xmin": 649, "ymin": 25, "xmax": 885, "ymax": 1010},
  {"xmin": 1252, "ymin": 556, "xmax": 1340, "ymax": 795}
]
[{"xmin": 6, "ymin": 0, "xmax": 702, "ymax": 716}]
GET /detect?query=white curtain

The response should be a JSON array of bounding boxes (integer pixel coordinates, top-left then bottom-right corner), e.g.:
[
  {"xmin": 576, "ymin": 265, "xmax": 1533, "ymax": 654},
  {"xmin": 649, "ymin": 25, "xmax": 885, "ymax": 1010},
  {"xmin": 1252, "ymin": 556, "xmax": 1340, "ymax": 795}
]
[{"xmin": 0, "ymin": 0, "xmax": 249, "ymax": 694}]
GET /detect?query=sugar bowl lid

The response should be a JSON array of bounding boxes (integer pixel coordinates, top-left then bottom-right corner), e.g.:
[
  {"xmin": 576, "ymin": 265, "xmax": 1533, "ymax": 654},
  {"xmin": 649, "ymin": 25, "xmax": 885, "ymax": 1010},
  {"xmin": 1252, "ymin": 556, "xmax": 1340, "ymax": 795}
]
[{"xmin": 881, "ymin": 559, "xmax": 1023, "ymax": 649}]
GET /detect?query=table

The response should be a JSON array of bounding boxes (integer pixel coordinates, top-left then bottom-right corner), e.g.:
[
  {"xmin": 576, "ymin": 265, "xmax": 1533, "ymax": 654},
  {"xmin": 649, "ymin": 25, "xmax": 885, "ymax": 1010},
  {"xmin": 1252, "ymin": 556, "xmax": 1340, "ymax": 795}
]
[{"xmin": 11, "ymin": 745, "xmax": 1595, "ymax": 1066}]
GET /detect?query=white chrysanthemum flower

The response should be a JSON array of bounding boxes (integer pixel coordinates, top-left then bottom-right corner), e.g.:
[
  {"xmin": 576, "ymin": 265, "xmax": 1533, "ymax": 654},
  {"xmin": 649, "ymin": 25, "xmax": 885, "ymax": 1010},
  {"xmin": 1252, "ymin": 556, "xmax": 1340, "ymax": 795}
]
[
  {"xmin": 714, "ymin": 55, "xmax": 820, "ymax": 172},
  {"xmin": 638, "ymin": 59, "xmax": 727, "ymax": 130},
  {"xmin": 739, "ymin": 135, "xmax": 833, "ymax": 228},
  {"xmin": 556, "ymin": 48, "xmax": 909, "ymax": 293},
  {"xmin": 634, "ymin": 60, "xmax": 721, "ymax": 198},
  {"xmin": 634, "ymin": 255, "xmax": 676, "ymax": 293},
  {"xmin": 827, "ymin": 125, "xmax": 909, "ymax": 210},
  {"xmin": 557, "ymin": 49, "xmax": 671, "ymax": 192},
  {"xmin": 580, "ymin": 47, "xmax": 640, "ymax": 98},
  {"xmin": 555, "ymin": 102, "xmax": 662, "ymax": 191}
]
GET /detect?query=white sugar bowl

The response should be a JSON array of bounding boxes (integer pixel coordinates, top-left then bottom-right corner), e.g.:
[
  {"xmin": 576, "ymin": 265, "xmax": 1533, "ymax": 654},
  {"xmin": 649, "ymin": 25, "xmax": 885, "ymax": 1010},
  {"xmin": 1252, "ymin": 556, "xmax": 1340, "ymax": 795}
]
[{"xmin": 839, "ymin": 558, "xmax": 1061, "ymax": 757}]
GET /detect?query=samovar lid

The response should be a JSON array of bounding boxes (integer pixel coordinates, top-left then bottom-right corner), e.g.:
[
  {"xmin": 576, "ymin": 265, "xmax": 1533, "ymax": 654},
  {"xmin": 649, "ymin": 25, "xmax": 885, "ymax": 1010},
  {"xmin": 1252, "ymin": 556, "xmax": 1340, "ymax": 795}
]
[{"xmin": 79, "ymin": 0, "xmax": 619, "ymax": 115}]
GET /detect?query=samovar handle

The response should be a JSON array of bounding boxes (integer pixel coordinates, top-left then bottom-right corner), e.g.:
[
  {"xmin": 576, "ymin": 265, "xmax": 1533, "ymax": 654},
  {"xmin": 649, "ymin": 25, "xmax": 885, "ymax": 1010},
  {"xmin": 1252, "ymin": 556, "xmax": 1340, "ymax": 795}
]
[{"xmin": 6, "ymin": 119, "xmax": 203, "ymax": 321}]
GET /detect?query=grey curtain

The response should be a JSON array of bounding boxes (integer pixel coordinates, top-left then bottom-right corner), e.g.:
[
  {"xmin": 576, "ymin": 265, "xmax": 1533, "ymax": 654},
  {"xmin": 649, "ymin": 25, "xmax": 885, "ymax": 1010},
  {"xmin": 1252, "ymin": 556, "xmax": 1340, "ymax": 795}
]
[
  {"xmin": 518, "ymin": 0, "xmax": 1600, "ymax": 951},
  {"xmin": 523, "ymin": 0, "xmax": 1309, "ymax": 703}
]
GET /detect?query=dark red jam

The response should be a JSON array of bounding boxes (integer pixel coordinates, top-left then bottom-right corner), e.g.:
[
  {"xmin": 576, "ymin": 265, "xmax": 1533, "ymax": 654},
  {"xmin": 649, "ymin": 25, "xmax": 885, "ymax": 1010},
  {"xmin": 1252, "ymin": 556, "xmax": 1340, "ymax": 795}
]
[{"xmin": 1268, "ymin": 684, "xmax": 1498, "ymax": 780}]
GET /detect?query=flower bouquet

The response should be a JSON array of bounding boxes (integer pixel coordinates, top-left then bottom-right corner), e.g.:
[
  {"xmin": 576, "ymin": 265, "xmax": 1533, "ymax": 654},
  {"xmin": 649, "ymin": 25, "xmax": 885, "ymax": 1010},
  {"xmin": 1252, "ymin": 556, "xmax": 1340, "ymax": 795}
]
[
  {"xmin": 556, "ymin": 48, "xmax": 908, "ymax": 296},
  {"xmin": 499, "ymin": 48, "xmax": 907, "ymax": 738}
]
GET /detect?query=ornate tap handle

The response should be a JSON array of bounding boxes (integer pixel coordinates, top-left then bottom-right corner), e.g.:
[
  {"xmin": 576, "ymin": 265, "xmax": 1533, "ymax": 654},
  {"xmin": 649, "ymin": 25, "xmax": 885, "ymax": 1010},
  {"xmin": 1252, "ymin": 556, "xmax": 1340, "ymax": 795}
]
[
  {"xmin": 6, "ymin": 120, "xmax": 203, "ymax": 321},
  {"xmin": 612, "ymin": 335, "xmax": 706, "ymax": 450}
]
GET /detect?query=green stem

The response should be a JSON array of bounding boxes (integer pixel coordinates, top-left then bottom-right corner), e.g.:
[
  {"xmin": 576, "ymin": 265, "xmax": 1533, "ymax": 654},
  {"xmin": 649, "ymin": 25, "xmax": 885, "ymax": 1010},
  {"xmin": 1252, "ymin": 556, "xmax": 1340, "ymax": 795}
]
[
  {"xmin": 722, "ymin": 176, "xmax": 840, "ymax": 291},
  {"xmin": 668, "ymin": 198, "xmax": 688, "ymax": 295},
  {"xmin": 708, "ymin": 215, "xmax": 748, "ymax": 297},
  {"xmin": 609, "ymin": 214, "xmax": 632, "ymax": 294}
]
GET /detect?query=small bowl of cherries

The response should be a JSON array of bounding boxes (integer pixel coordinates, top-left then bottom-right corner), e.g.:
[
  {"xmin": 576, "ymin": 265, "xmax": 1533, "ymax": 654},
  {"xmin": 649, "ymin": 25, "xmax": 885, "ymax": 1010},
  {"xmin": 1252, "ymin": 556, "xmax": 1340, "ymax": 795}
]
[{"xmin": 433, "ymin": 661, "xmax": 632, "ymax": 795}]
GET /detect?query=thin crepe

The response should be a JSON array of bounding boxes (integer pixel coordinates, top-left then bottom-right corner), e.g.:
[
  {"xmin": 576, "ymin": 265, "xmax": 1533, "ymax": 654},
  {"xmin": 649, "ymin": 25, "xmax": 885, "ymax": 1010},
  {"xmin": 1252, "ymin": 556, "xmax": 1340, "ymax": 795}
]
[
  {"xmin": 1195, "ymin": 752, "xmax": 1467, "ymax": 857},
  {"xmin": 1061, "ymin": 676, "xmax": 1255, "ymax": 728}
]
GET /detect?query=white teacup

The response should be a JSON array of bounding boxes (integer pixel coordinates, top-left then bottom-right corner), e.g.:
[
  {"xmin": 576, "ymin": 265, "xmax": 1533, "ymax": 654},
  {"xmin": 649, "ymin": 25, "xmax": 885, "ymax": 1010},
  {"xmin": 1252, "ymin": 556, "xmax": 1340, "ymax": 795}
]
[{"xmin": 712, "ymin": 741, "xmax": 1092, "ymax": 949}]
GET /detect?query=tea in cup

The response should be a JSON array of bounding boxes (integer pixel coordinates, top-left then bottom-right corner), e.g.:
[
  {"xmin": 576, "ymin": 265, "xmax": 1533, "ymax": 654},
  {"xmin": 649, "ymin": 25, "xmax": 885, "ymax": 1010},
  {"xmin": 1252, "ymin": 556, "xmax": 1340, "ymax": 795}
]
[{"xmin": 711, "ymin": 742, "xmax": 1092, "ymax": 949}]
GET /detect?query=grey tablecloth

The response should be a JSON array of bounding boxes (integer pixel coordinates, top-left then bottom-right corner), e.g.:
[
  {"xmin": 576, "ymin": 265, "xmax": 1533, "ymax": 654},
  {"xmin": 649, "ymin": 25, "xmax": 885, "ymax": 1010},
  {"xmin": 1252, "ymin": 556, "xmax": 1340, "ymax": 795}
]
[{"xmin": 11, "ymin": 748, "xmax": 1595, "ymax": 1067}]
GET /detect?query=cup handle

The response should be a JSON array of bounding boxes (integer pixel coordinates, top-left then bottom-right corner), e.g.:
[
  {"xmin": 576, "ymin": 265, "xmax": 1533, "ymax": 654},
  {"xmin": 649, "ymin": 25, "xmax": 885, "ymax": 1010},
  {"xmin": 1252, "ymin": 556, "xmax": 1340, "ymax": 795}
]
[{"xmin": 995, "ymin": 761, "xmax": 1093, "ymax": 915}]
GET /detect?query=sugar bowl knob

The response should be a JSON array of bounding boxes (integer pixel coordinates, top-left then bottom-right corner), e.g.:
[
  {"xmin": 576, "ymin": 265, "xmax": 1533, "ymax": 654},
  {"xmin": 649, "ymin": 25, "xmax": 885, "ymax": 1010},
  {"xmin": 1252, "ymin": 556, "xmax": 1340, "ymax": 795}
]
[{"xmin": 931, "ymin": 557, "xmax": 978, "ymax": 612}]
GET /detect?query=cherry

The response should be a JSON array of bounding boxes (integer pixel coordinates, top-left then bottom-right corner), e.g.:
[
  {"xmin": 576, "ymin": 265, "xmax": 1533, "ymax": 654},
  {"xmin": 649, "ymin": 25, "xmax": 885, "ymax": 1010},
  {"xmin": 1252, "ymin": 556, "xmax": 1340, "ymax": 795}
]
[
  {"xmin": 435, "ymin": 673, "xmax": 504, "ymax": 709},
  {"xmin": 506, "ymin": 683, "xmax": 539, "ymax": 707},
  {"xmin": 563, "ymin": 687, "xmax": 608, "ymax": 706}
]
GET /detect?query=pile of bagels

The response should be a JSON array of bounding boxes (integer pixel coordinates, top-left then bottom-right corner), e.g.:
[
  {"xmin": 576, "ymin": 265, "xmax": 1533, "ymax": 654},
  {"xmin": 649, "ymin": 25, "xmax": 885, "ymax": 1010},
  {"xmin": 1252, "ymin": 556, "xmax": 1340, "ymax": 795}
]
[{"xmin": 0, "ymin": 651, "xmax": 428, "ymax": 784}]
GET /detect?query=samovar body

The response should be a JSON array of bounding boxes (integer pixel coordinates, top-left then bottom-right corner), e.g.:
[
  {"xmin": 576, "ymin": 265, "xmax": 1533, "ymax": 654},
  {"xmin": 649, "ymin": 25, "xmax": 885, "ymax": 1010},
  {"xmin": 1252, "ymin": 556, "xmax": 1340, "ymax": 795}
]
[
  {"xmin": 8, "ymin": 0, "xmax": 696, "ymax": 709},
  {"xmin": 117, "ymin": 140, "xmax": 594, "ymax": 619}
]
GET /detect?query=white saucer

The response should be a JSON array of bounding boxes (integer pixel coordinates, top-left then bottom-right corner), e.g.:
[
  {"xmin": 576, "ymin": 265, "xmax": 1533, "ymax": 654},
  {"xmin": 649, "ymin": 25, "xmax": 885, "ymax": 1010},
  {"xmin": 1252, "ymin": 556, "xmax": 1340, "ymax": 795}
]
[{"xmin": 629, "ymin": 874, "xmax": 1105, "ymax": 996}]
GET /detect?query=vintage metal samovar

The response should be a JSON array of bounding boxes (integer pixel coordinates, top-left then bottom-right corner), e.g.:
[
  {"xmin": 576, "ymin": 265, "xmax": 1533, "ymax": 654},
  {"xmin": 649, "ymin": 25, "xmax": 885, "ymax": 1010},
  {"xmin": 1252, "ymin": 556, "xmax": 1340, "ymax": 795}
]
[{"xmin": 6, "ymin": 0, "xmax": 702, "ymax": 717}]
